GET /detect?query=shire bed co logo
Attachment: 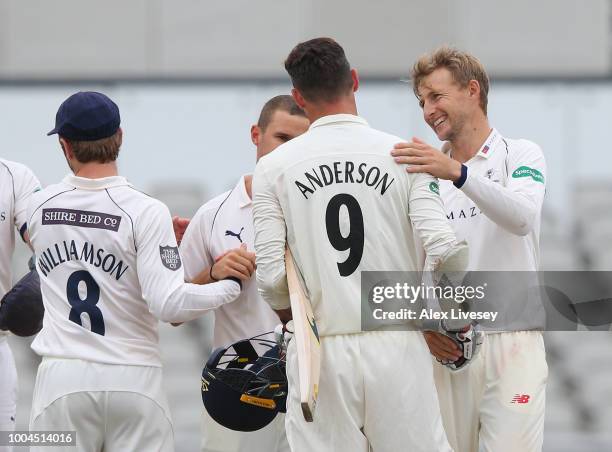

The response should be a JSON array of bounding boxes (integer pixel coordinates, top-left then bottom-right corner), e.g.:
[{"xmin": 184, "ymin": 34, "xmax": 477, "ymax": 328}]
[{"xmin": 512, "ymin": 166, "xmax": 544, "ymax": 184}]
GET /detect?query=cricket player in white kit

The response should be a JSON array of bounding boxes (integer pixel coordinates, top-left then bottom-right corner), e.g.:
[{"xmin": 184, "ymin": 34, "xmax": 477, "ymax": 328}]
[
  {"xmin": 392, "ymin": 47, "xmax": 548, "ymax": 452},
  {"xmin": 27, "ymin": 92, "xmax": 243, "ymax": 452},
  {"xmin": 0, "ymin": 159, "xmax": 40, "ymax": 451},
  {"xmin": 253, "ymin": 38, "xmax": 467, "ymax": 452},
  {"xmin": 180, "ymin": 95, "xmax": 309, "ymax": 452}
]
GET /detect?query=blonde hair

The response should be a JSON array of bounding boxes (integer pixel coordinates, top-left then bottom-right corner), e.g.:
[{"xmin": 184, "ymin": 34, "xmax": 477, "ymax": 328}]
[{"xmin": 412, "ymin": 47, "xmax": 489, "ymax": 115}]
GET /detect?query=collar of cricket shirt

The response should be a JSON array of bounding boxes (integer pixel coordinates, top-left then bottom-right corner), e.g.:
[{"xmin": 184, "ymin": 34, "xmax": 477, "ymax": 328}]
[
  {"xmin": 474, "ymin": 128, "xmax": 502, "ymax": 159},
  {"xmin": 444, "ymin": 128, "xmax": 502, "ymax": 163},
  {"xmin": 309, "ymin": 114, "xmax": 369, "ymax": 130},
  {"xmin": 63, "ymin": 174, "xmax": 132, "ymax": 190},
  {"xmin": 237, "ymin": 174, "xmax": 252, "ymax": 208}
]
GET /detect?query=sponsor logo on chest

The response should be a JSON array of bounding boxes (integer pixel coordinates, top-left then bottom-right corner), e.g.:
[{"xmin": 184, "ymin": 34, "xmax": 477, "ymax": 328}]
[{"xmin": 446, "ymin": 205, "xmax": 482, "ymax": 221}]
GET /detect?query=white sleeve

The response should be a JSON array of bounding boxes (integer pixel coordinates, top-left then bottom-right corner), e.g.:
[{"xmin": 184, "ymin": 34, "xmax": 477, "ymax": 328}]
[
  {"xmin": 135, "ymin": 201, "xmax": 241, "ymax": 323},
  {"xmin": 179, "ymin": 206, "xmax": 214, "ymax": 282},
  {"xmin": 408, "ymin": 173, "xmax": 463, "ymax": 270},
  {"xmin": 252, "ymin": 161, "xmax": 290, "ymax": 310},
  {"xmin": 13, "ymin": 164, "xmax": 41, "ymax": 241},
  {"xmin": 459, "ymin": 141, "xmax": 546, "ymax": 236}
]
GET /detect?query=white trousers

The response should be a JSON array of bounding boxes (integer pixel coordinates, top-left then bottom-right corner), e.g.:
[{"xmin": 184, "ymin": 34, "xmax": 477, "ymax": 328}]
[
  {"xmin": 29, "ymin": 358, "xmax": 174, "ymax": 452},
  {"xmin": 0, "ymin": 340, "xmax": 17, "ymax": 452},
  {"xmin": 433, "ymin": 331, "xmax": 547, "ymax": 452},
  {"xmin": 285, "ymin": 331, "xmax": 453, "ymax": 452},
  {"xmin": 200, "ymin": 407, "xmax": 289, "ymax": 452}
]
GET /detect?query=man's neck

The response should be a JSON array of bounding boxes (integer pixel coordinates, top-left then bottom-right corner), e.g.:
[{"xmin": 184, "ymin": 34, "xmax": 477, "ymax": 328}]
[
  {"xmin": 449, "ymin": 116, "xmax": 492, "ymax": 164},
  {"xmin": 73, "ymin": 162, "xmax": 119, "ymax": 179},
  {"xmin": 306, "ymin": 97, "xmax": 358, "ymax": 124}
]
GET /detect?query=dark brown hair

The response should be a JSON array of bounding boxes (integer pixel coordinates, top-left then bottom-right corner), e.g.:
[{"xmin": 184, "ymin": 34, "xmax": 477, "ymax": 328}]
[{"xmin": 284, "ymin": 37, "xmax": 353, "ymax": 102}]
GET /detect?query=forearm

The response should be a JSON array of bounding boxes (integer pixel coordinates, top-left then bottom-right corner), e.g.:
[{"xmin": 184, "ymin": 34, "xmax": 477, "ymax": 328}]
[
  {"xmin": 257, "ymin": 267, "xmax": 290, "ymax": 310},
  {"xmin": 458, "ymin": 170, "xmax": 538, "ymax": 236},
  {"xmin": 149, "ymin": 279, "xmax": 241, "ymax": 323},
  {"xmin": 409, "ymin": 174, "xmax": 463, "ymax": 268},
  {"xmin": 190, "ymin": 265, "xmax": 215, "ymax": 285},
  {"xmin": 172, "ymin": 265, "xmax": 215, "ymax": 326},
  {"xmin": 253, "ymin": 162, "xmax": 289, "ymax": 311}
]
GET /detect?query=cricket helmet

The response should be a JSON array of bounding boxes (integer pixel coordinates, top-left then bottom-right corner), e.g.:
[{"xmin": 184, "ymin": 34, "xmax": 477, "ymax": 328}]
[{"xmin": 201, "ymin": 332, "xmax": 287, "ymax": 432}]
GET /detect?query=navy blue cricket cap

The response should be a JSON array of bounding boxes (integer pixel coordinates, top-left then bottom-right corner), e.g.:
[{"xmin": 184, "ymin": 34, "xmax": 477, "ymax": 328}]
[{"xmin": 47, "ymin": 91, "xmax": 120, "ymax": 141}]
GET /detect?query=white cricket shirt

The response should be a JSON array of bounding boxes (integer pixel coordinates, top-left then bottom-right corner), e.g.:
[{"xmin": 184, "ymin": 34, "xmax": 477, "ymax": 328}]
[
  {"xmin": 0, "ymin": 159, "xmax": 40, "ymax": 340},
  {"xmin": 253, "ymin": 114, "xmax": 461, "ymax": 337},
  {"xmin": 441, "ymin": 128, "xmax": 546, "ymax": 271},
  {"xmin": 440, "ymin": 129, "xmax": 547, "ymax": 331},
  {"xmin": 180, "ymin": 175, "xmax": 280, "ymax": 349},
  {"xmin": 27, "ymin": 174, "xmax": 241, "ymax": 366}
]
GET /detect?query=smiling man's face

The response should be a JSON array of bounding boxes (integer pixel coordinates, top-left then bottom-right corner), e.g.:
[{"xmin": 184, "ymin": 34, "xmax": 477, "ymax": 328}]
[{"xmin": 417, "ymin": 67, "xmax": 478, "ymax": 142}]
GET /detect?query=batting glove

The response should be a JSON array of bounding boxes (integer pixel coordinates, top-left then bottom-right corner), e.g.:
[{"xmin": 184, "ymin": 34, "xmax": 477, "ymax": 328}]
[{"xmin": 437, "ymin": 321, "xmax": 483, "ymax": 372}]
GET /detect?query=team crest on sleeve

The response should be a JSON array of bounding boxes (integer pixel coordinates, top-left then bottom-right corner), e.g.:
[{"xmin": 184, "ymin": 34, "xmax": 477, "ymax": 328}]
[{"xmin": 159, "ymin": 245, "xmax": 182, "ymax": 271}]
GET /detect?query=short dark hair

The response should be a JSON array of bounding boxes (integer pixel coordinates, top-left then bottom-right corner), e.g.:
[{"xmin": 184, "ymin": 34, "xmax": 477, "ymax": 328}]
[
  {"xmin": 284, "ymin": 37, "xmax": 353, "ymax": 102},
  {"xmin": 257, "ymin": 95, "xmax": 306, "ymax": 131}
]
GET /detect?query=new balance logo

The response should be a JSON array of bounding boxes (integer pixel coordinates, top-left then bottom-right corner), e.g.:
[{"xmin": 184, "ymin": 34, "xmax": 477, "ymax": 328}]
[
  {"xmin": 225, "ymin": 227, "xmax": 244, "ymax": 243},
  {"xmin": 511, "ymin": 394, "xmax": 530, "ymax": 404}
]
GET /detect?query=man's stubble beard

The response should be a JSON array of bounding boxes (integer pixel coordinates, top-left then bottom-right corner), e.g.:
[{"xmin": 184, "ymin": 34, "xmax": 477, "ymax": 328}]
[{"xmin": 445, "ymin": 111, "xmax": 469, "ymax": 144}]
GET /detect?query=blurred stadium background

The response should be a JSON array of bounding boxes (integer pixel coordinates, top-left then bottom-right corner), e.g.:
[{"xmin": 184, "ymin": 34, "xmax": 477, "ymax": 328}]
[{"xmin": 3, "ymin": 0, "xmax": 612, "ymax": 450}]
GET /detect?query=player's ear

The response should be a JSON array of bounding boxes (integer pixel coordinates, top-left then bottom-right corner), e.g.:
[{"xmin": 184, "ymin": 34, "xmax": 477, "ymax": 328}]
[
  {"xmin": 116, "ymin": 127, "xmax": 123, "ymax": 146},
  {"xmin": 59, "ymin": 137, "xmax": 74, "ymax": 160},
  {"xmin": 291, "ymin": 88, "xmax": 306, "ymax": 110},
  {"xmin": 468, "ymin": 79, "xmax": 480, "ymax": 100},
  {"xmin": 250, "ymin": 125, "xmax": 260, "ymax": 146},
  {"xmin": 350, "ymin": 68, "xmax": 359, "ymax": 93}
]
